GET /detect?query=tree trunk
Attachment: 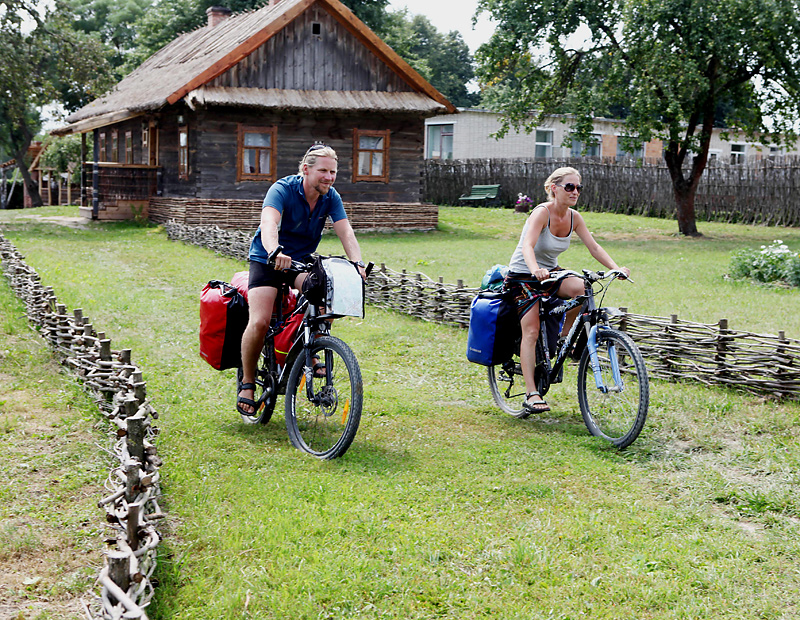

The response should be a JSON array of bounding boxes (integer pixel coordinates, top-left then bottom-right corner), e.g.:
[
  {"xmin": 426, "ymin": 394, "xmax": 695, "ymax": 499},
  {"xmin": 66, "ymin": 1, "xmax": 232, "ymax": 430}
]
[
  {"xmin": 673, "ymin": 181, "xmax": 699, "ymax": 236},
  {"xmin": 11, "ymin": 122, "xmax": 43, "ymax": 208}
]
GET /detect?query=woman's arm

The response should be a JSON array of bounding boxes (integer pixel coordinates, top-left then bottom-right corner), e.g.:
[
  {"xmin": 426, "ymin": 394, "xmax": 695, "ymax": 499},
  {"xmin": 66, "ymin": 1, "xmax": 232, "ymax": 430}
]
[
  {"xmin": 572, "ymin": 211, "xmax": 630, "ymax": 276},
  {"xmin": 522, "ymin": 204, "xmax": 551, "ymax": 280}
]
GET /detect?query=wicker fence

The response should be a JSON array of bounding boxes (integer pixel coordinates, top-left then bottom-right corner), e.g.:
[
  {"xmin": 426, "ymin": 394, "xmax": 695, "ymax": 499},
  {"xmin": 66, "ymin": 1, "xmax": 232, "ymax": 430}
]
[
  {"xmin": 149, "ymin": 197, "xmax": 439, "ymax": 232},
  {"xmin": 0, "ymin": 233, "xmax": 164, "ymax": 620},
  {"xmin": 425, "ymin": 157, "xmax": 800, "ymax": 226},
  {"xmin": 166, "ymin": 221, "xmax": 800, "ymax": 400}
]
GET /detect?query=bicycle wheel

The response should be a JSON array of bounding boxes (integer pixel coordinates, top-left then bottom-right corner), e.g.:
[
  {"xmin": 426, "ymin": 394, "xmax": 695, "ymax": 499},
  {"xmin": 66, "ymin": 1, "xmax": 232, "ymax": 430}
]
[
  {"xmin": 577, "ymin": 328, "xmax": 649, "ymax": 449},
  {"xmin": 285, "ymin": 336, "xmax": 362, "ymax": 459},
  {"xmin": 236, "ymin": 355, "xmax": 276, "ymax": 425},
  {"xmin": 488, "ymin": 356, "xmax": 528, "ymax": 418}
]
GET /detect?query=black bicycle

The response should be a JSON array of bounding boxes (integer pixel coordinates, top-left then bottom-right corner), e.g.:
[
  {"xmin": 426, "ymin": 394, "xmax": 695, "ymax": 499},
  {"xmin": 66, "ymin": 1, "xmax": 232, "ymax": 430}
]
[
  {"xmin": 237, "ymin": 247, "xmax": 372, "ymax": 459},
  {"xmin": 488, "ymin": 269, "xmax": 649, "ymax": 448}
]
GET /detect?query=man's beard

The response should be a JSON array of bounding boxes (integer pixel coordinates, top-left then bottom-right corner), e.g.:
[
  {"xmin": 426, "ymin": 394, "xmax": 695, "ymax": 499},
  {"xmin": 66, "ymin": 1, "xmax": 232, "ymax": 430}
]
[{"xmin": 314, "ymin": 182, "xmax": 331, "ymax": 195}]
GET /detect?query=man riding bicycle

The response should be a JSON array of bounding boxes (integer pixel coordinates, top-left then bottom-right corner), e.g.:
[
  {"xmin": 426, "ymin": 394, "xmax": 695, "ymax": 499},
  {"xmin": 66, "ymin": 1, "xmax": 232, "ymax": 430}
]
[{"xmin": 238, "ymin": 144, "xmax": 367, "ymax": 416}]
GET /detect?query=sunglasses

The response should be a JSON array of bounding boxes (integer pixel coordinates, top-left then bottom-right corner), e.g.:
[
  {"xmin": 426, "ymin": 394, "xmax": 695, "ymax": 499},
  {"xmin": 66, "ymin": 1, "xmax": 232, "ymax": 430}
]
[
  {"xmin": 305, "ymin": 143, "xmax": 329, "ymax": 156},
  {"xmin": 555, "ymin": 183, "xmax": 583, "ymax": 193}
]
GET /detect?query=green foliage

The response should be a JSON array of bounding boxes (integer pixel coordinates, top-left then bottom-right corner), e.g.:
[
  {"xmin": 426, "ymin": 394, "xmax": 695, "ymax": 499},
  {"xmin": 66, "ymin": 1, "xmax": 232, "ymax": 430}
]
[
  {"xmin": 40, "ymin": 134, "xmax": 89, "ymax": 184},
  {"xmin": 730, "ymin": 240, "xmax": 800, "ymax": 286},
  {"xmin": 0, "ymin": 0, "xmax": 112, "ymax": 205},
  {"xmin": 475, "ymin": 0, "xmax": 800, "ymax": 235},
  {"xmin": 380, "ymin": 10, "xmax": 478, "ymax": 107}
]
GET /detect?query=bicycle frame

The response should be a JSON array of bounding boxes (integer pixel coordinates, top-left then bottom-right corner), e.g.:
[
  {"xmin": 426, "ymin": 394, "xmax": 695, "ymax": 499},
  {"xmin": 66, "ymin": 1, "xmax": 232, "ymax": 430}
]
[{"xmin": 537, "ymin": 270, "xmax": 627, "ymax": 395}]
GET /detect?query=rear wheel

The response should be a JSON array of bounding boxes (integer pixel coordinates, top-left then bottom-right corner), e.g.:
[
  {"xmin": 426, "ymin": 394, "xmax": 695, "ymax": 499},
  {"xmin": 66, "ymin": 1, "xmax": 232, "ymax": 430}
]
[
  {"xmin": 237, "ymin": 349, "xmax": 276, "ymax": 425},
  {"xmin": 577, "ymin": 328, "xmax": 648, "ymax": 448},
  {"xmin": 488, "ymin": 356, "xmax": 527, "ymax": 418},
  {"xmin": 285, "ymin": 336, "xmax": 362, "ymax": 459}
]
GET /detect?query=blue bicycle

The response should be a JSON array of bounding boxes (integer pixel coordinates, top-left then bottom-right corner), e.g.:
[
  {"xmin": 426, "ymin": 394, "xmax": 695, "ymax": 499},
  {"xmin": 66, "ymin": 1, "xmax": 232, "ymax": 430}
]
[{"xmin": 488, "ymin": 269, "xmax": 649, "ymax": 448}]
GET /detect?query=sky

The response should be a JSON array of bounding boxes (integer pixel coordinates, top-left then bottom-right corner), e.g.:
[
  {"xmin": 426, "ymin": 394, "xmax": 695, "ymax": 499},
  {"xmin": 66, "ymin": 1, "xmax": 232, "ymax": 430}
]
[{"xmin": 386, "ymin": 0, "xmax": 498, "ymax": 53}]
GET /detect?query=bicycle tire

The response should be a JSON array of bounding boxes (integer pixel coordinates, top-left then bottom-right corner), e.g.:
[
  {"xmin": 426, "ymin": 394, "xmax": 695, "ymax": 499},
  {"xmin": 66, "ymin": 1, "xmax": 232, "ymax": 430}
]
[
  {"xmin": 577, "ymin": 328, "xmax": 649, "ymax": 449},
  {"xmin": 285, "ymin": 336, "xmax": 362, "ymax": 459},
  {"xmin": 488, "ymin": 357, "xmax": 528, "ymax": 418},
  {"xmin": 236, "ymin": 357, "xmax": 277, "ymax": 425}
]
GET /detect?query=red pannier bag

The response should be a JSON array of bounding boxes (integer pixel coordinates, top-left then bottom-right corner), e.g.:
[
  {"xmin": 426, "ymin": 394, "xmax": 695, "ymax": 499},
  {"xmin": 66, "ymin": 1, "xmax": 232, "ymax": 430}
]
[
  {"xmin": 199, "ymin": 280, "xmax": 249, "ymax": 370},
  {"xmin": 273, "ymin": 312, "xmax": 303, "ymax": 365},
  {"xmin": 200, "ymin": 271, "xmax": 299, "ymax": 370}
]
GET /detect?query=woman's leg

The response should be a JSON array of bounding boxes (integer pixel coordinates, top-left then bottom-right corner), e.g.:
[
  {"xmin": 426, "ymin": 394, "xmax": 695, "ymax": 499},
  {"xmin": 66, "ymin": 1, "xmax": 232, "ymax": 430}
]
[
  {"xmin": 519, "ymin": 302, "xmax": 542, "ymax": 404},
  {"xmin": 557, "ymin": 276, "xmax": 585, "ymax": 336}
]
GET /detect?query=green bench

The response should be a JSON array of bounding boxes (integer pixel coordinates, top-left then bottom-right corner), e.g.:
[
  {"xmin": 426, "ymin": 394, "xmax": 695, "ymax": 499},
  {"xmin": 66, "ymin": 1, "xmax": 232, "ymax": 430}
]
[{"xmin": 458, "ymin": 184, "xmax": 501, "ymax": 206}]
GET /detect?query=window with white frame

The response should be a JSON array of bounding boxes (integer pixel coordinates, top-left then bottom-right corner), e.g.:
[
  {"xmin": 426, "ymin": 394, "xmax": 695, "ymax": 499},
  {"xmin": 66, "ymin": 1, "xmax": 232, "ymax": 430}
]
[
  {"xmin": 535, "ymin": 130, "xmax": 553, "ymax": 158},
  {"xmin": 426, "ymin": 124, "xmax": 454, "ymax": 160},
  {"xmin": 730, "ymin": 143, "xmax": 746, "ymax": 165},
  {"xmin": 570, "ymin": 134, "xmax": 601, "ymax": 157},
  {"xmin": 616, "ymin": 139, "xmax": 643, "ymax": 160}
]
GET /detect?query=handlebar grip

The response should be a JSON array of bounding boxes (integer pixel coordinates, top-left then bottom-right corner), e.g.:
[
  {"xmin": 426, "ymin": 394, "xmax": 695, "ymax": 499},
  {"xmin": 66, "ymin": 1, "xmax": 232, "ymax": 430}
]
[
  {"xmin": 365, "ymin": 262, "xmax": 374, "ymax": 277},
  {"xmin": 267, "ymin": 245, "xmax": 284, "ymax": 265}
]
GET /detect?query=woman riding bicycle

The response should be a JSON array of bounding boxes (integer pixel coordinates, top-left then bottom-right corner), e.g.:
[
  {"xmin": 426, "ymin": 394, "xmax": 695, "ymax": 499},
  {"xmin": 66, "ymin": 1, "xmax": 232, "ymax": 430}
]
[{"xmin": 505, "ymin": 166, "xmax": 630, "ymax": 415}]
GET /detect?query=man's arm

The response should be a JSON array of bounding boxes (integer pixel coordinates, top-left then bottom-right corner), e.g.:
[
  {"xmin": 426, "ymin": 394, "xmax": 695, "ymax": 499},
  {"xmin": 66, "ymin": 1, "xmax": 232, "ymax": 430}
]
[
  {"xmin": 260, "ymin": 206, "xmax": 291, "ymax": 270},
  {"xmin": 331, "ymin": 218, "xmax": 366, "ymax": 278}
]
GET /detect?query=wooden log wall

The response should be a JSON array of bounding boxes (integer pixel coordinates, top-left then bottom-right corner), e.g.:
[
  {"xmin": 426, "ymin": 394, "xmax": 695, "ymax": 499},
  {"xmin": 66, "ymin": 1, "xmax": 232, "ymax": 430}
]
[
  {"xmin": 425, "ymin": 157, "xmax": 800, "ymax": 226},
  {"xmin": 149, "ymin": 197, "xmax": 438, "ymax": 231},
  {"xmin": 166, "ymin": 222, "xmax": 800, "ymax": 401},
  {"xmin": 0, "ymin": 233, "xmax": 164, "ymax": 620}
]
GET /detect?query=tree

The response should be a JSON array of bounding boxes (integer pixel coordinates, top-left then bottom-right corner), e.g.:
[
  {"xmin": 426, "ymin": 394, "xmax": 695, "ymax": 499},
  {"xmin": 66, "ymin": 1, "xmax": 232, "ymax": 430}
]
[
  {"xmin": 475, "ymin": 0, "xmax": 800, "ymax": 236},
  {"xmin": 380, "ymin": 11, "xmax": 479, "ymax": 108},
  {"xmin": 68, "ymin": 0, "xmax": 151, "ymax": 74},
  {"xmin": 0, "ymin": 0, "xmax": 112, "ymax": 206}
]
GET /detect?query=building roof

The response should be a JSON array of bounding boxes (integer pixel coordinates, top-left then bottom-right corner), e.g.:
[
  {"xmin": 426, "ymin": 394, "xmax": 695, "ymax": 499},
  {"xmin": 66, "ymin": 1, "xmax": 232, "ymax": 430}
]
[{"xmin": 53, "ymin": 0, "xmax": 454, "ymax": 136}]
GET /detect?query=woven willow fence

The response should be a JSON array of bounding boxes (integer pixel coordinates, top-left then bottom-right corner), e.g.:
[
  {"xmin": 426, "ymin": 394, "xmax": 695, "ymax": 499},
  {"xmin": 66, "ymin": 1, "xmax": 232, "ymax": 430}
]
[
  {"xmin": 0, "ymin": 233, "xmax": 163, "ymax": 620},
  {"xmin": 424, "ymin": 157, "xmax": 800, "ymax": 226},
  {"xmin": 166, "ymin": 222, "xmax": 800, "ymax": 400}
]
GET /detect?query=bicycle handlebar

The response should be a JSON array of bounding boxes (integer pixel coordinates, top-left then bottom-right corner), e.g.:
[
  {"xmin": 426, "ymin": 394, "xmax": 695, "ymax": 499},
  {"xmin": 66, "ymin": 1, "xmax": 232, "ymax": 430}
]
[
  {"xmin": 540, "ymin": 268, "xmax": 633, "ymax": 286},
  {"xmin": 267, "ymin": 245, "xmax": 374, "ymax": 277}
]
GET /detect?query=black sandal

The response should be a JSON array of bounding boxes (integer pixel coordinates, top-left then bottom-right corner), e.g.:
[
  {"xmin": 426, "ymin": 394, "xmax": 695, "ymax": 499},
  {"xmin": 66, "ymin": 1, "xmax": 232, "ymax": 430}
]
[
  {"xmin": 522, "ymin": 391, "xmax": 550, "ymax": 414},
  {"xmin": 237, "ymin": 382, "xmax": 258, "ymax": 416},
  {"xmin": 312, "ymin": 361, "xmax": 327, "ymax": 378}
]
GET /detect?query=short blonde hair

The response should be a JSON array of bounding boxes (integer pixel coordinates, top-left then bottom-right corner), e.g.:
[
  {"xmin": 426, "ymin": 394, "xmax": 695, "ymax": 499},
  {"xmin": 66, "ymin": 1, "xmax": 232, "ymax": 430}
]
[
  {"xmin": 544, "ymin": 167, "xmax": 581, "ymax": 199},
  {"xmin": 298, "ymin": 144, "xmax": 338, "ymax": 174}
]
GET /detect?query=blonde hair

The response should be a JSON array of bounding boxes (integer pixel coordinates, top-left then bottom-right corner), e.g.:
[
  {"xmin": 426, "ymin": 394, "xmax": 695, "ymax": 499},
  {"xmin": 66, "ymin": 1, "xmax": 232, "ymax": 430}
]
[
  {"xmin": 544, "ymin": 167, "xmax": 581, "ymax": 199},
  {"xmin": 298, "ymin": 145, "xmax": 338, "ymax": 174}
]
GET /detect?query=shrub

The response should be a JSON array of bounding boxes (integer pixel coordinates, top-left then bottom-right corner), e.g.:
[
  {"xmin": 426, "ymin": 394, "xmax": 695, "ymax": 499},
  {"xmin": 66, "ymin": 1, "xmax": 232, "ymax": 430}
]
[
  {"xmin": 729, "ymin": 240, "xmax": 799, "ymax": 286},
  {"xmin": 786, "ymin": 255, "xmax": 800, "ymax": 288}
]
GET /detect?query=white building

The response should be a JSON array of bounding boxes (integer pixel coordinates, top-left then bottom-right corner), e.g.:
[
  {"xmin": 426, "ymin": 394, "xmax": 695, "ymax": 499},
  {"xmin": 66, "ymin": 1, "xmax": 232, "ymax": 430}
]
[{"xmin": 425, "ymin": 108, "xmax": 800, "ymax": 164}]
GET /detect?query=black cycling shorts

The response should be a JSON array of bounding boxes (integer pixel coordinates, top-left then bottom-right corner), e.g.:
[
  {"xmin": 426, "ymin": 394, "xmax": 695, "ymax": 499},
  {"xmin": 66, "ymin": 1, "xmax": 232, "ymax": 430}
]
[{"xmin": 248, "ymin": 259, "xmax": 305, "ymax": 291}]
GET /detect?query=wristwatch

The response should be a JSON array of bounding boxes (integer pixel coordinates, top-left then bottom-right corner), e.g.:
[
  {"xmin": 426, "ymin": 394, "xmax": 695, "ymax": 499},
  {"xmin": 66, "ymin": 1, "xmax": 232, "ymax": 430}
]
[{"xmin": 355, "ymin": 260, "xmax": 366, "ymax": 268}]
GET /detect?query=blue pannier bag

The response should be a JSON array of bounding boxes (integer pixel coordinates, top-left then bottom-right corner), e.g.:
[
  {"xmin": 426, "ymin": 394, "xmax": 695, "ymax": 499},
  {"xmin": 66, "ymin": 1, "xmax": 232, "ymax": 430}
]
[{"xmin": 466, "ymin": 291, "xmax": 521, "ymax": 366}]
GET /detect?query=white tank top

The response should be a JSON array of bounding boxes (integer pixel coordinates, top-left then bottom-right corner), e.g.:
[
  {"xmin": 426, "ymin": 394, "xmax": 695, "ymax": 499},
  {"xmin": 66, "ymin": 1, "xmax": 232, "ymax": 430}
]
[{"xmin": 509, "ymin": 207, "xmax": 573, "ymax": 273}]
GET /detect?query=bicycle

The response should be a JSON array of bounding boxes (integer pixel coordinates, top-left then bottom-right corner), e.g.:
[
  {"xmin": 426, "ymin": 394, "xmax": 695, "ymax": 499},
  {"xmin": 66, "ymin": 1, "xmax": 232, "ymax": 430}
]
[
  {"xmin": 487, "ymin": 269, "xmax": 649, "ymax": 449},
  {"xmin": 237, "ymin": 246, "xmax": 372, "ymax": 459}
]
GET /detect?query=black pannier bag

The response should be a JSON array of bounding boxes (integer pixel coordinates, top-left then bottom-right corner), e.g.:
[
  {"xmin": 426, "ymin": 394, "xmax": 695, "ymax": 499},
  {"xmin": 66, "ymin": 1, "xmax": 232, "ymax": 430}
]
[{"xmin": 466, "ymin": 291, "xmax": 521, "ymax": 366}]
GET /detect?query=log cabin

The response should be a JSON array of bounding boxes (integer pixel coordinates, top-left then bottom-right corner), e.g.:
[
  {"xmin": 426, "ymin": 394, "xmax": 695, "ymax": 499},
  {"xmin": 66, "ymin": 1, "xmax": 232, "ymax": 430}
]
[{"xmin": 52, "ymin": 0, "xmax": 456, "ymax": 230}]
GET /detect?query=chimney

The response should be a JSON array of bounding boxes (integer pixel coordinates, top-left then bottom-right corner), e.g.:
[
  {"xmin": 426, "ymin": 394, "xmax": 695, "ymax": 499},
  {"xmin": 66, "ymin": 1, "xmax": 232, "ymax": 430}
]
[
  {"xmin": 269, "ymin": 0, "xmax": 282, "ymax": 6},
  {"xmin": 206, "ymin": 6, "xmax": 232, "ymax": 28}
]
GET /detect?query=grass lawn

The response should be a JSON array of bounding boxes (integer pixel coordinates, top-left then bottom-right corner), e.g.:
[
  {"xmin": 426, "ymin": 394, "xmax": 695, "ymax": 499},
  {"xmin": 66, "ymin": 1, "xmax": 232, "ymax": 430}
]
[{"xmin": 0, "ymin": 206, "xmax": 798, "ymax": 619}]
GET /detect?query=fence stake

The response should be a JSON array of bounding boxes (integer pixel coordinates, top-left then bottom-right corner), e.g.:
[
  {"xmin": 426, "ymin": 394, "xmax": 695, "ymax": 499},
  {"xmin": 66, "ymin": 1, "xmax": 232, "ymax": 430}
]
[
  {"xmin": 716, "ymin": 318, "xmax": 729, "ymax": 379},
  {"xmin": 107, "ymin": 551, "xmax": 131, "ymax": 605}
]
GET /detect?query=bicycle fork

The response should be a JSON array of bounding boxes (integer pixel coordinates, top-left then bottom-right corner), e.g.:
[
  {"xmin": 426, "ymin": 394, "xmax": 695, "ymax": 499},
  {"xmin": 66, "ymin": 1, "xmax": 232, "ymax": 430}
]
[{"xmin": 586, "ymin": 325, "xmax": 623, "ymax": 394}]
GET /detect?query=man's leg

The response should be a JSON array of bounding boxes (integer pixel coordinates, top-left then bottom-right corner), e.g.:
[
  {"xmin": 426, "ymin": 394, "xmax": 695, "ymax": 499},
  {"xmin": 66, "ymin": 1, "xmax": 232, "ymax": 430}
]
[{"xmin": 238, "ymin": 285, "xmax": 278, "ymax": 414}]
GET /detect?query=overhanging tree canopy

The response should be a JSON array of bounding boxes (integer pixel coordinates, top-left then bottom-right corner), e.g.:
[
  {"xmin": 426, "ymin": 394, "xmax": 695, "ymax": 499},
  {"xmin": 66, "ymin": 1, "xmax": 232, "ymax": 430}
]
[{"xmin": 475, "ymin": 0, "xmax": 800, "ymax": 235}]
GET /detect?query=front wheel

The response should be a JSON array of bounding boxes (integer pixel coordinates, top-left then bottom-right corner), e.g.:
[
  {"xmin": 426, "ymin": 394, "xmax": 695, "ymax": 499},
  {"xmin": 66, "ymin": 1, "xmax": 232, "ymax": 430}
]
[
  {"xmin": 285, "ymin": 336, "xmax": 363, "ymax": 459},
  {"xmin": 577, "ymin": 328, "xmax": 649, "ymax": 449}
]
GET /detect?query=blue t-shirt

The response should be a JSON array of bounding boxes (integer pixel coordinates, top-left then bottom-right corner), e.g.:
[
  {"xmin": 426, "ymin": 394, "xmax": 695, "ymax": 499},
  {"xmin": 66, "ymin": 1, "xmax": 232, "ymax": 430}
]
[{"xmin": 249, "ymin": 174, "xmax": 348, "ymax": 264}]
